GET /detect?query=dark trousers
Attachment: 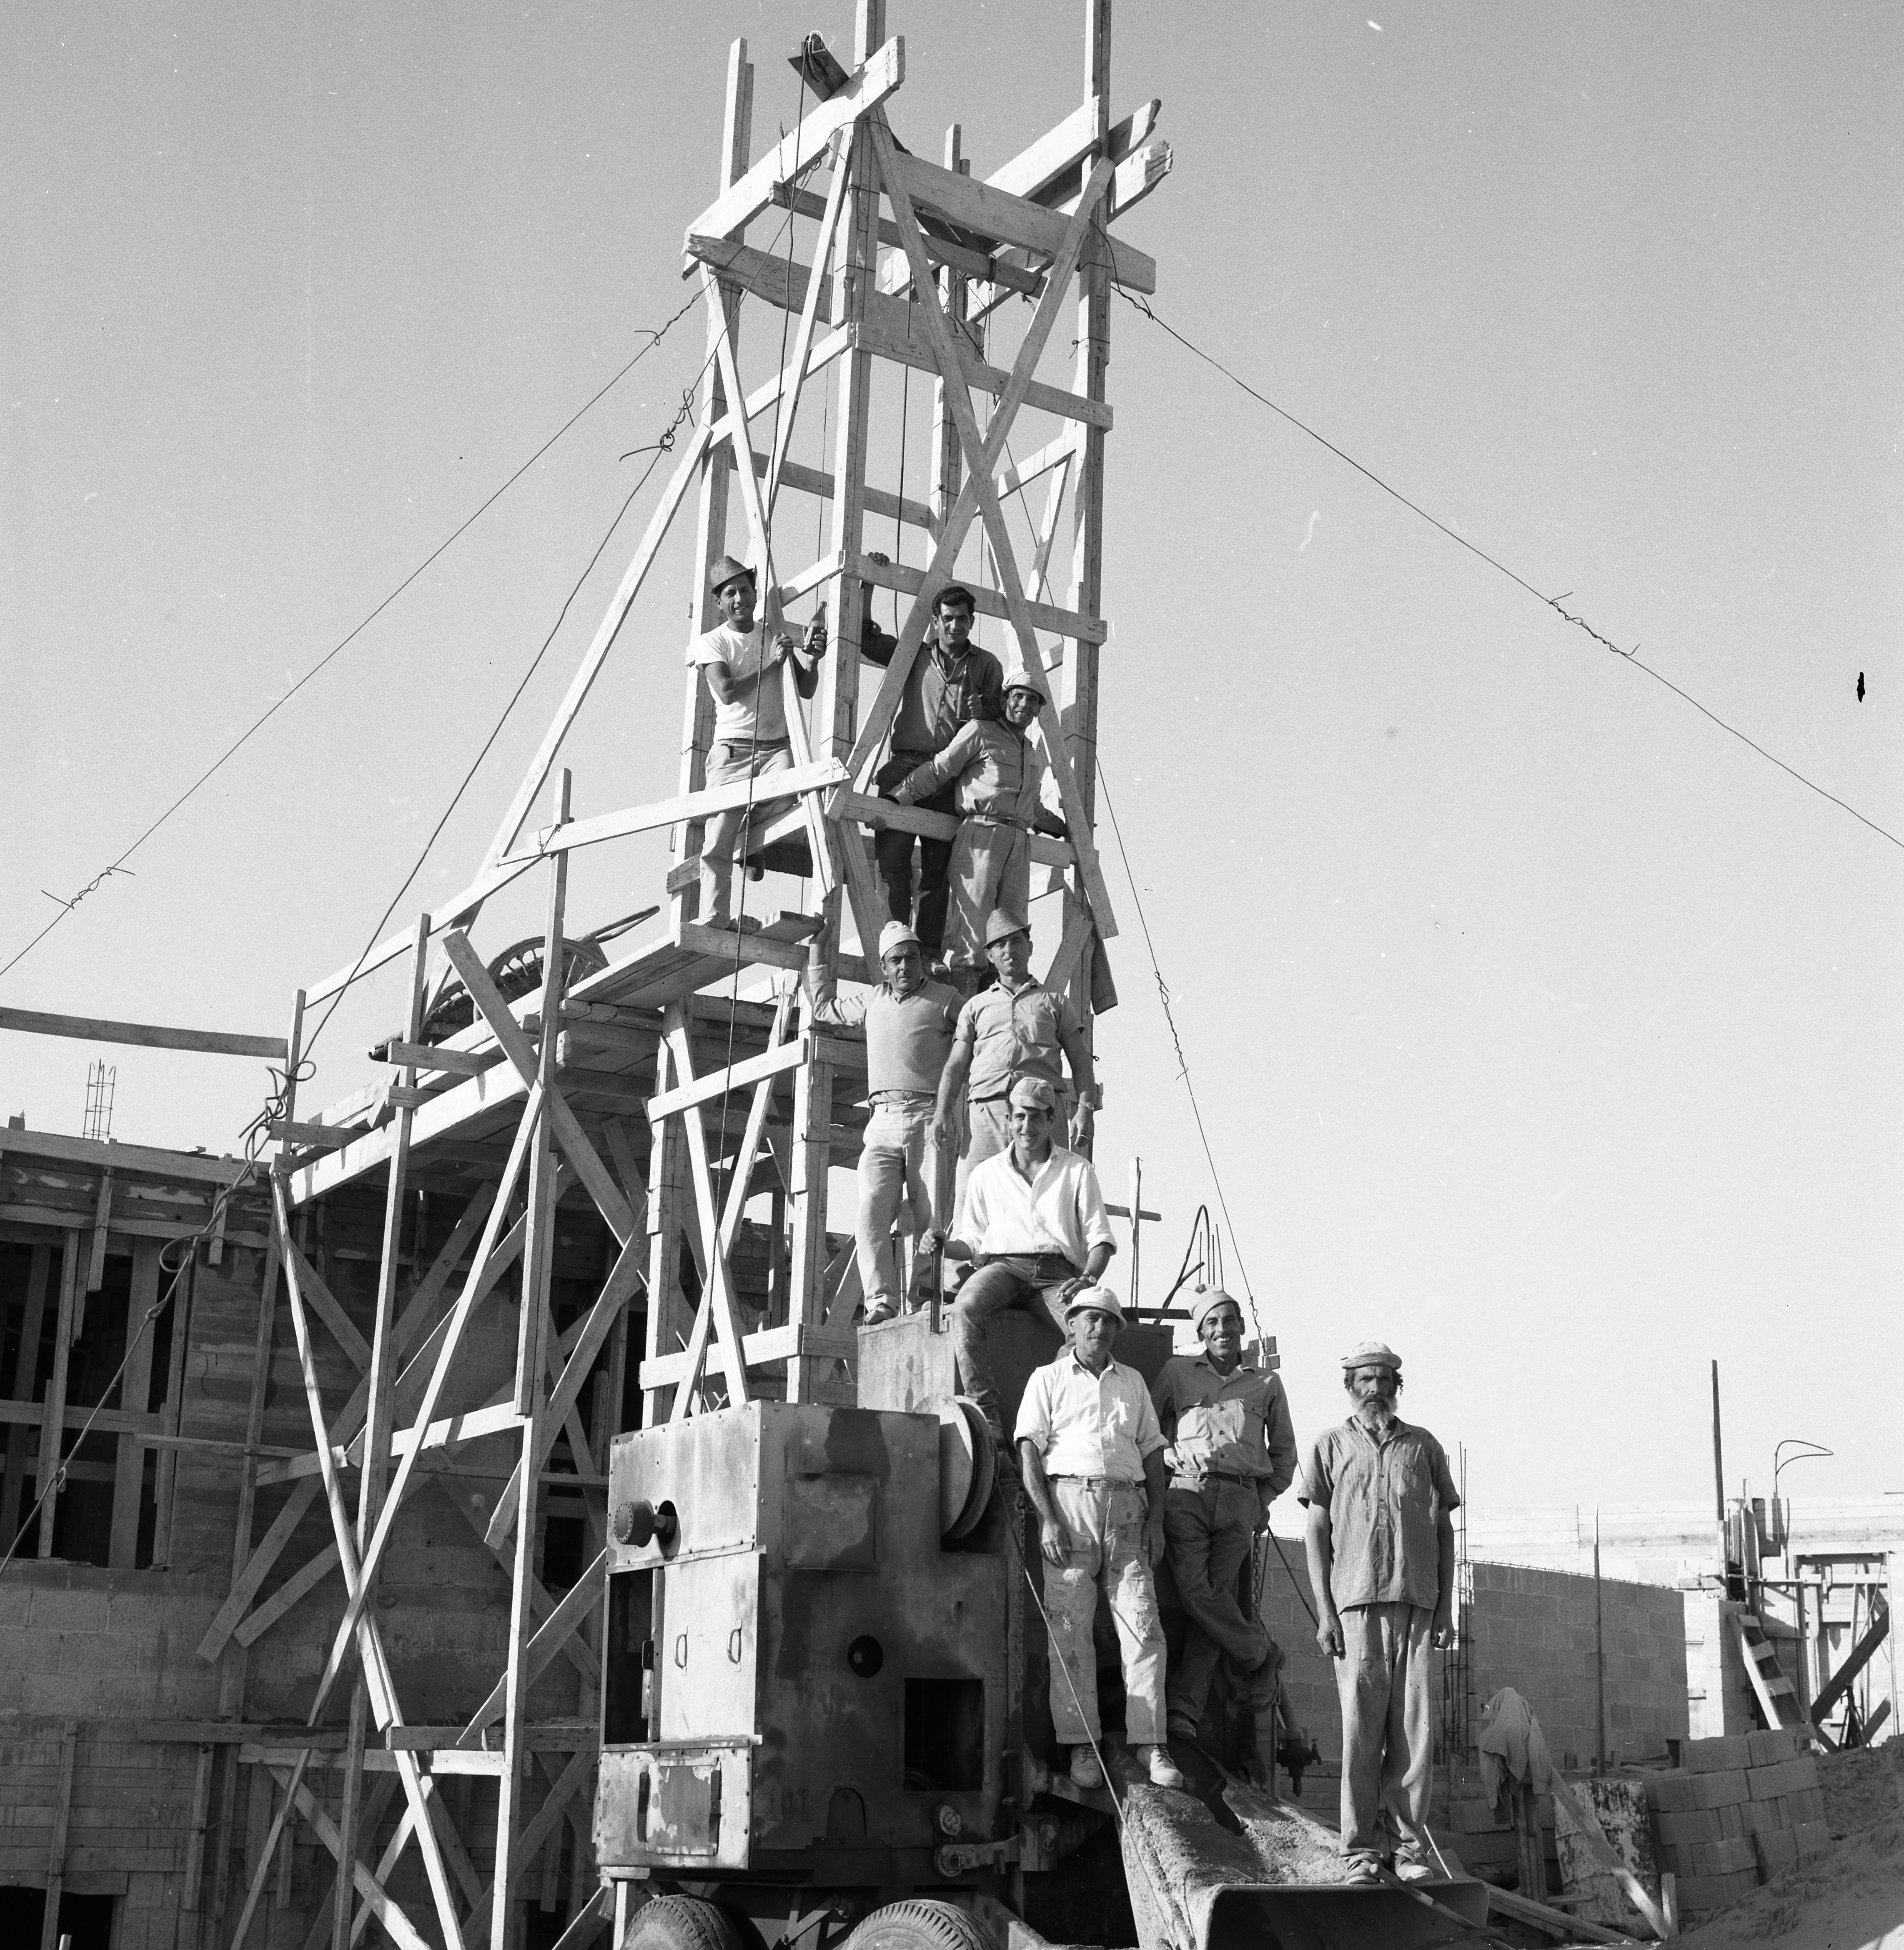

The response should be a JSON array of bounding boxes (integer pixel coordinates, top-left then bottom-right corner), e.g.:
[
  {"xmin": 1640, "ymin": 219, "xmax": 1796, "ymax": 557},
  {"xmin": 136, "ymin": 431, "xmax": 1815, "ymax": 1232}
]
[
  {"xmin": 874, "ymin": 753, "xmax": 956, "ymax": 952},
  {"xmin": 950, "ymin": 1253, "xmax": 1077, "ymax": 1429}
]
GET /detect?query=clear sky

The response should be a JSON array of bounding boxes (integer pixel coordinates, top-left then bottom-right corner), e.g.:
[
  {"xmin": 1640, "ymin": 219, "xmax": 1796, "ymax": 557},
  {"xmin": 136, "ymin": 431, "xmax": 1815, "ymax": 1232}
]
[{"xmin": 4, "ymin": 2, "xmax": 1899, "ymax": 1511}]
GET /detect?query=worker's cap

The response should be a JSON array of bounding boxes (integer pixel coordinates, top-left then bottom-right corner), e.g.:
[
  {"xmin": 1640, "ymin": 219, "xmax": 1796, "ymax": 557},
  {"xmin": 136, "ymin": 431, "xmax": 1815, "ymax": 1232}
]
[
  {"xmin": 1065, "ymin": 1283, "xmax": 1125, "ymax": 1324},
  {"xmin": 1341, "ymin": 1339, "xmax": 1402, "ymax": 1371},
  {"xmin": 1193, "ymin": 1288, "xmax": 1245, "ymax": 1333},
  {"xmin": 984, "ymin": 909, "xmax": 1032, "ymax": 948},
  {"xmin": 877, "ymin": 920, "xmax": 922, "ymax": 959},
  {"xmin": 1002, "ymin": 664, "xmax": 1048, "ymax": 704},
  {"xmin": 707, "ymin": 554, "xmax": 757, "ymax": 595},
  {"xmin": 1007, "ymin": 1076, "xmax": 1059, "ymax": 1114},
  {"xmin": 934, "ymin": 582, "xmax": 978, "ymax": 616}
]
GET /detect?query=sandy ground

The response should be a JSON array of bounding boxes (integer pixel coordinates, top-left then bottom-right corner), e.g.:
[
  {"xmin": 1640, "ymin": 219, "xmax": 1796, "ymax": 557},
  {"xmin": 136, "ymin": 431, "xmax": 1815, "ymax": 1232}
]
[{"xmin": 1676, "ymin": 1747, "xmax": 1904, "ymax": 1950}]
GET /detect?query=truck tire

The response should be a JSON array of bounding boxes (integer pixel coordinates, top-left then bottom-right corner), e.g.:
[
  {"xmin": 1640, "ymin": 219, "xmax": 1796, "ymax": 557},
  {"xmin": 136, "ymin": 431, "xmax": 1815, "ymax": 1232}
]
[
  {"xmin": 842, "ymin": 1900, "xmax": 992, "ymax": 1950},
  {"xmin": 627, "ymin": 1895, "xmax": 745, "ymax": 1950}
]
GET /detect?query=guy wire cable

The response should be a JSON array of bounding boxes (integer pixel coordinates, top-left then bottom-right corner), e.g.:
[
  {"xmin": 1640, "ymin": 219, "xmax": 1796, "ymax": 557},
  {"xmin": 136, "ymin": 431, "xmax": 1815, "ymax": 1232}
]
[{"xmin": 3, "ymin": 292, "xmax": 703, "ymax": 985}]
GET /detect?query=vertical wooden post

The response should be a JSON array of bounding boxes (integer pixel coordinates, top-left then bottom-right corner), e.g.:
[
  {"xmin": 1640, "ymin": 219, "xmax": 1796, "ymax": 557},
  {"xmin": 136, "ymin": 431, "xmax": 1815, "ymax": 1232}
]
[
  {"xmin": 494, "ymin": 776, "xmax": 570, "ymax": 1950},
  {"xmin": 1061, "ymin": 0, "xmax": 1114, "ymax": 1082},
  {"xmin": 643, "ymin": 1013, "xmax": 692, "ymax": 1429},
  {"xmin": 107, "ymin": 1237, "xmax": 160, "ymax": 1567},
  {"xmin": 38, "ymin": 1718, "xmax": 78, "ymax": 1950},
  {"xmin": 929, "ymin": 123, "xmax": 968, "ymax": 534},
  {"xmin": 0, "ymin": 1243, "xmax": 50, "ymax": 1547},
  {"xmin": 674, "ymin": 37, "xmax": 754, "ymax": 933},
  {"xmin": 209, "ymin": 987, "xmax": 299, "ymax": 1935},
  {"xmin": 1127, "ymin": 1156, "xmax": 1143, "ymax": 1312},
  {"xmin": 36, "ymin": 1244, "xmax": 79, "ymax": 1558},
  {"xmin": 332, "ymin": 919, "xmax": 430, "ymax": 1950},
  {"xmin": 785, "ymin": 0, "xmax": 886, "ymax": 1393},
  {"xmin": 149, "ymin": 1250, "xmax": 194, "ymax": 1565}
]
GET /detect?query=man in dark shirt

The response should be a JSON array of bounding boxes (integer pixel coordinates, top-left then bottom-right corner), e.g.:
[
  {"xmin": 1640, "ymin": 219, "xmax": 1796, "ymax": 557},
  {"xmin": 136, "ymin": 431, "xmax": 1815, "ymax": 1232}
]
[
  {"xmin": 1300, "ymin": 1341, "xmax": 1460, "ymax": 1885},
  {"xmin": 860, "ymin": 582, "xmax": 1004, "ymax": 956}
]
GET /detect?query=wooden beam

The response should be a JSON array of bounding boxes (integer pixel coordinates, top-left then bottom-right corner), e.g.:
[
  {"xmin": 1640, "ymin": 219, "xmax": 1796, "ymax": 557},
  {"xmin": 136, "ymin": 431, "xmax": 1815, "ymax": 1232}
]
[
  {"xmin": 0, "ymin": 1005, "xmax": 286, "ymax": 1061},
  {"xmin": 986, "ymin": 94, "xmax": 1159, "ymax": 204},
  {"xmin": 38, "ymin": 1720, "xmax": 78, "ymax": 1950},
  {"xmin": 84, "ymin": 1168, "xmax": 114, "ymax": 1295},
  {"xmin": 500, "ymin": 759, "xmax": 847, "ymax": 866},
  {"xmin": 0, "ymin": 1124, "xmax": 252, "ymax": 1185},
  {"xmin": 646, "ymin": 1036, "xmax": 810, "ymax": 1121},
  {"xmin": 35, "ymin": 1246, "xmax": 79, "ymax": 1558},
  {"xmin": 640, "ymin": 1320, "xmax": 856, "ymax": 1390},
  {"xmin": 1547, "ymin": 1773, "xmax": 1672, "ymax": 1940},
  {"xmin": 265, "ymin": 1767, "xmax": 433, "ymax": 1950},
  {"xmin": 368, "ymin": 1040, "xmax": 497, "ymax": 1078},
  {"xmin": 723, "ymin": 441, "xmax": 933, "ymax": 533},
  {"xmin": 850, "ymin": 546, "xmax": 1105, "ymax": 642},
  {"xmin": 108, "ymin": 1239, "xmax": 161, "ymax": 1567},
  {"xmin": 686, "ymin": 35, "xmax": 904, "ymax": 243},
  {"xmin": 439, "ymin": 934, "xmax": 637, "ymax": 1245},
  {"xmin": 852, "ymin": 306, "xmax": 1112, "ymax": 432},
  {"xmin": 881, "ymin": 147, "xmax": 1155, "ymax": 293},
  {"xmin": 303, "ymin": 1093, "xmax": 543, "ymax": 1721}
]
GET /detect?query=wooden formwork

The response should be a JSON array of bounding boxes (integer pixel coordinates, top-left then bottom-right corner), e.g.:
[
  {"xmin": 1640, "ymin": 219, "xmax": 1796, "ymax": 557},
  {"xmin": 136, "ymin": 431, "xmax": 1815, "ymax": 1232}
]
[{"xmin": 195, "ymin": 5, "xmax": 1170, "ymax": 1945}]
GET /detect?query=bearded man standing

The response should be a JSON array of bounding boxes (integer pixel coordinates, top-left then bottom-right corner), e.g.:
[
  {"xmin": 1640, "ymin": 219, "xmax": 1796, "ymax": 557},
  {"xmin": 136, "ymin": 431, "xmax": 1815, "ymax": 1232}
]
[{"xmin": 1300, "ymin": 1341, "xmax": 1460, "ymax": 1885}]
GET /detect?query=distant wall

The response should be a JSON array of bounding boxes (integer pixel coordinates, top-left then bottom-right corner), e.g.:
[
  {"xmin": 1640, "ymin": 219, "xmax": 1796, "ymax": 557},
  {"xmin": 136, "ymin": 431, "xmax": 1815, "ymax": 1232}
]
[{"xmin": 1466, "ymin": 1560, "xmax": 1689, "ymax": 1766}]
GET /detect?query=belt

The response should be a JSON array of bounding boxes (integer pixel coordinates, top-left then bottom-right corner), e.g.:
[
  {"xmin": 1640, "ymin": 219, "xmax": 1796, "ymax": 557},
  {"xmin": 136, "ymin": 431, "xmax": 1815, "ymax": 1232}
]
[
  {"xmin": 976, "ymin": 1251, "xmax": 1077, "ymax": 1278},
  {"xmin": 869, "ymin": 1090, "xmax": 935, "ymax": 1106},
  {"xmin": 966, "ymin": 811, "xmax": 1032, "ymax": 830},
  {"xmin": 1050, "ymin": 1475, "xmax": 1142, "ymax": 1489},
  {"xmin": 713, "ymin": 736, "xmax": 789, "ymax": 750},
  {"xmin": 1182, "ymin": 1471, "xmax": 1260, "ymax": 1486}
]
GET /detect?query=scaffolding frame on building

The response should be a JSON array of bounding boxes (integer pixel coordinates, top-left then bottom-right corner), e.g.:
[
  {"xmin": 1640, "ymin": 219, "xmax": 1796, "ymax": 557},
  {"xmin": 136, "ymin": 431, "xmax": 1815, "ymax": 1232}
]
[{"xmin": 179, "ymin": 8, "xmax": 1172, "ymax": 1945}]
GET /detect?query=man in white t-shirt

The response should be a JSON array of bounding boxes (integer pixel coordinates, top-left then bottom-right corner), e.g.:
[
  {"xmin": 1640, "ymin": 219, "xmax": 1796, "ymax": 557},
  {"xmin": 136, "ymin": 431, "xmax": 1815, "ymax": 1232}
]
[{"xmin": 689, "ymin": 554, "xmax": 827, "ymax": 929}]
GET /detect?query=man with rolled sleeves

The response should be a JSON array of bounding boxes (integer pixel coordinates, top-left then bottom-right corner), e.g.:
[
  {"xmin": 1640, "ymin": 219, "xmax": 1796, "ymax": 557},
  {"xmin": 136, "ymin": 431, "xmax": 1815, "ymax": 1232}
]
[
  {"xmin": 807, "ymin": 918, "xmax": 961, "ymax": 1325},
  {"xmin": 1300, "ymin": 1340, "xmax": 1460, "ymax": 1885},
  {"xmin": 1016, "ymin": 1284, "xmax": 1185, "ymax": 1791},
  {"xmin": 932, "ymin": 910, "xmax": 1099, "ymax": 1221},
  {"xmin": 920, "ymin": 1076, "xmax": 1114, "ymax": 1438},
  {"xmin": 1150, "ymin": 1289, "xmax": 1298, "ymax": 1744}
]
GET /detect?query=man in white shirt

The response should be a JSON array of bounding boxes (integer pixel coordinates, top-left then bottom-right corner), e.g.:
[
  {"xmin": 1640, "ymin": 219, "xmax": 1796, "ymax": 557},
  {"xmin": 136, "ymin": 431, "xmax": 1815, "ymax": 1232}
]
[
  {"xmin": 919, "ymin": 1076, "xmax": 1114, "ymax": 1436},
  {"xmin": 689, "ymin": 554, "xmax": 827, "ymax": 929},
  {"xmin": 1017, "ymin": 1286, "xmax": 1184, "ymax": 1791}
]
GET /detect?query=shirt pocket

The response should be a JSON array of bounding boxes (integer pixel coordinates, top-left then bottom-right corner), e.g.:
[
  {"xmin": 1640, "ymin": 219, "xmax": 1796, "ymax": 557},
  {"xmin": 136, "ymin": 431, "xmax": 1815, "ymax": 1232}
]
[{"xmin": 1102, "ymin": 1389, "xmax": 1143, "ymax": 1451}]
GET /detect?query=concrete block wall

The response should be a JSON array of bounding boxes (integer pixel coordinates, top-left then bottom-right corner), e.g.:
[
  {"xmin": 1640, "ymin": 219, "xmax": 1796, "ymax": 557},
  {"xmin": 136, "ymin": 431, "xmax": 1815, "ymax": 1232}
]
[
  {"xmin": 1466, "ymin": 1561, "xmax": 1689, "ymax": 1766},
  {"xmin": 1682, "ymin": 1592, "xmax": 1760, "ymax": 1739},
  {"xmin": 1643, "ymin": 1731, "xmax": 1831, "ymax": 1915},
  {"xmin": 0, "ymin": 1567, "xmax": 229, "ymax": 1949}
]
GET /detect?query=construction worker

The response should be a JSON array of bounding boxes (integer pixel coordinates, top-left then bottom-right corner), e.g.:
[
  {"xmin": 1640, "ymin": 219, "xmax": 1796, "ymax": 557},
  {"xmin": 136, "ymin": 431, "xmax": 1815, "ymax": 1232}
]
[
  {"xmin": 1016, "ymin": 1283, "xmax": 1185, "ymax": 1791},
  {"xmin": 890, "ymin": 663, "xmax": 1067, "ymax": 980},
  {"xmin": 861, "ymin": 582, "xmax": 1005, "ymax": 955},
  {"xmin": 921, "ymin": 1076, "xmax": 1113, "ymax": 1437},
  {"xmin": 1300, "ymin": 1340, "xmax": 1461, "ymax": 1885},
  {"xmin": 1150, "ymin": 1290, "xmax": 1299, "ymax": 1748},
  {"xmin": 932, "ymin": 910, "xmax": 1099, "ymax": 1220},
  {"xmin": 807, "ymin": 919, "xmax": 961, "ymax": 1324},
  {"xmin": 689, "ymin": 554, "xmax": 827, "ymax": 930}
]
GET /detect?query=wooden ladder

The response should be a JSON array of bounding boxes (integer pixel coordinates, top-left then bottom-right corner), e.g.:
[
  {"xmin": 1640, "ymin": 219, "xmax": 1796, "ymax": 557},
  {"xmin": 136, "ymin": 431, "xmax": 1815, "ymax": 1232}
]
[{"xmin": 1731, "ymin": 1607, "xmax": 1814, "ymax": 1736}]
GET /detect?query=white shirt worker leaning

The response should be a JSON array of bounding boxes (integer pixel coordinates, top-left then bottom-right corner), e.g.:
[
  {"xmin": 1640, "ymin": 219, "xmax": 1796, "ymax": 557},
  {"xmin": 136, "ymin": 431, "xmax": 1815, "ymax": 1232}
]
[{"xmin": 1015, "ymin": 1285, "xmax": 1187, "ymax": 1793}]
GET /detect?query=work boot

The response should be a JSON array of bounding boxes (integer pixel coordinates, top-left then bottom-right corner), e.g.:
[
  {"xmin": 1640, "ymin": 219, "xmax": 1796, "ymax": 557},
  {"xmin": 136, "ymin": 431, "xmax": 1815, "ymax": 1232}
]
[
  {"xmin": 1068, "ymin": 1746, "xmax": 1105, "ymax": 1790},
  {"xmin": 862, "ymin": 1297, "xmax": 898, "ymax": 1326},
  {"xmin": 1394, "ymin": 1853, "xmax": 1433, "ymax": 1884},
  {"xmin": 1341, "ymin": 1857, "xmax": 1383, "ymax": 1887},
  {"xmin": 1144, "ymin": 1746, "xmax": 1186, "ymax": 1789}
]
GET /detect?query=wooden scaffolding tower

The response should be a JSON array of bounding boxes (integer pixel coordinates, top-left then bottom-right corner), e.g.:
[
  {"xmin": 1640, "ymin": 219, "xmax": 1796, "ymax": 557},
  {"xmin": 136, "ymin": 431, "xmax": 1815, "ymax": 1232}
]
[{"xmin": 212, "ymin": 5, "xmax": 1171, "ymax": 1944}]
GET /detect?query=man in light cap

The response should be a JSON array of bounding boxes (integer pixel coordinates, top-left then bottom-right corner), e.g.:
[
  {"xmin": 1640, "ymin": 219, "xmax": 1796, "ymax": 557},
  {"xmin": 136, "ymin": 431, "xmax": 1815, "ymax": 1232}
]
[
  {"xmin": 689, "ymin": 555, "xmax": 828, "ymax": 930},
  {"xmin": 1150, "ymin": 1289, "xmax": 1298, "ymax": 1749},
  {"xmin": 890, "ymin": 663, "xmax": 1067, "ymax": 980},
  {"xmin": 921, "ymin": 1073, "xmax": 1114, "ymax": 1436},
  {"xmin": 932, "ymin": 908, "xmax": 1100, "ymax": 1221},
  {"xmin": 1017, "ymin": 1284, "xmax": 1184, "ymax": 1790},
  {"xmin": 807, "ymin": 917, "xmax": 961, "ymax": 1323},
  {"xmin": 1300, "ymin": 1341, "xmax": 1460, "ymax": 1885}
]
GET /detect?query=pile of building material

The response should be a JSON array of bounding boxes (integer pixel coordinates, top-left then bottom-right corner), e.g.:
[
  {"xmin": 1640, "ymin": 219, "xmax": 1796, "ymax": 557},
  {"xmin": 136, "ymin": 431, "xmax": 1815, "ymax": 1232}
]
[{"xmin": 1642, "ymin": 1730, "xmax": 1830, "ymax": 1916}]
